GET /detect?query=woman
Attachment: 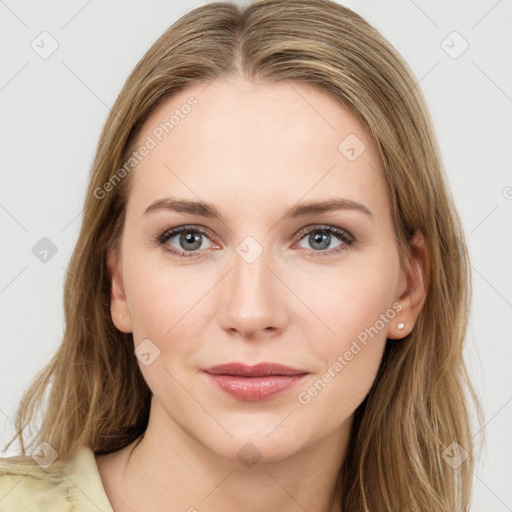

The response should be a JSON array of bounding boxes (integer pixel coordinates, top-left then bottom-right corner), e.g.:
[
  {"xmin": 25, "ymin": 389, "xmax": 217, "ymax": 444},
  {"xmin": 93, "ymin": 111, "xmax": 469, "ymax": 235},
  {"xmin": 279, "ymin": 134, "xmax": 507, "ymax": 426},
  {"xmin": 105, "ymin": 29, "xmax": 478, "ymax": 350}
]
[{"xmin": 0, "ymin": 0, "xmax": 483, "ymax": 510}]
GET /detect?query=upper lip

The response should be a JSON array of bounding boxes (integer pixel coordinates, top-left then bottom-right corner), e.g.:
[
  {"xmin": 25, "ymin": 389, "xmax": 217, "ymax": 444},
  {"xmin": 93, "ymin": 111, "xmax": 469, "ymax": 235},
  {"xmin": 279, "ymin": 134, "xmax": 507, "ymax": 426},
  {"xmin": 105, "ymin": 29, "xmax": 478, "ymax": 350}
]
[{"xmin": 201, "ymin": 362, "xmax": 308, "ymax": 377}]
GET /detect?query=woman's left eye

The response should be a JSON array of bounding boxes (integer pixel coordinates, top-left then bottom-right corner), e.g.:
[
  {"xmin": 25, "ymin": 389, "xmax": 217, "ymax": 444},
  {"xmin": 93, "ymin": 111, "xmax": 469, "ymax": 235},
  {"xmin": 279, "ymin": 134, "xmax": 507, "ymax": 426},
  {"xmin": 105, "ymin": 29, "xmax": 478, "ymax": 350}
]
[
  {"xmin": 155, "ymin": 225, "xmax": 354, "ymax": 258},
  {"xmin": 294, "ymin": 225, "xmax": 354, "ymax": 257}
]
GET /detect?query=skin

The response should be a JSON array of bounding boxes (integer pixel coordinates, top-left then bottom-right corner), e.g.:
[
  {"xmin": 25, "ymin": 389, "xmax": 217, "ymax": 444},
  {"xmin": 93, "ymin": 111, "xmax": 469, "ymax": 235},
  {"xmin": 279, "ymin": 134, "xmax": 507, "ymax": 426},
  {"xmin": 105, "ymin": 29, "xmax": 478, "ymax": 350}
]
[{"xmin": 96, "ymin": 76, "xmax": 427, "ymax": 512}]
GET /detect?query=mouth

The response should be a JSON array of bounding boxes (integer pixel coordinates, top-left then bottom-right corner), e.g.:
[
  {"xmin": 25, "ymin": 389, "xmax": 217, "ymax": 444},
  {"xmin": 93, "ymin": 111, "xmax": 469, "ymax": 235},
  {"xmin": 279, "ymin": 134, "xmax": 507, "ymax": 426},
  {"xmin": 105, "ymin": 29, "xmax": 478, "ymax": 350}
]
[
  {"xmin": 201, "ymin": 362, "xmax": 309, "ymax": 401},
  {"xmin": 201, "ymin": 362, "xmax": 308, "ymax": 377}
]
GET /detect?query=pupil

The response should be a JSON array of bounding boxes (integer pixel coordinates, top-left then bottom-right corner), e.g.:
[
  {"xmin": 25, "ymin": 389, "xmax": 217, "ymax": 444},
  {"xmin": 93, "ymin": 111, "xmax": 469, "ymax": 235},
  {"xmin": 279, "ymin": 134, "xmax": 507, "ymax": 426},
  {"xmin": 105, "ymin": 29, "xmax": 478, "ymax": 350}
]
[
  {"xmin": 311, "ymin": 231, "xmax": 330, "ymax": 250},
  {"xmin": 181, "ymin": 232, "xmax": 201, "ymax": 251}
]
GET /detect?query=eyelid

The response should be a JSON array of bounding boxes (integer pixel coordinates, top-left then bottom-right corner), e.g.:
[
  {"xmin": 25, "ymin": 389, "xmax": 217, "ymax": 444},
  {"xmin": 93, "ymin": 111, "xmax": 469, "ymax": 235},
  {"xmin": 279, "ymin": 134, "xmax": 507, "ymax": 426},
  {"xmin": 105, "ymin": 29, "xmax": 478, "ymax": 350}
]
[
  {"xmin": 158, "ymin": 224, "xmax": 214, "ymax": 241},
  {"xmin": 291, "ymin": 223, "xmax": 354, "ymax": 243}
]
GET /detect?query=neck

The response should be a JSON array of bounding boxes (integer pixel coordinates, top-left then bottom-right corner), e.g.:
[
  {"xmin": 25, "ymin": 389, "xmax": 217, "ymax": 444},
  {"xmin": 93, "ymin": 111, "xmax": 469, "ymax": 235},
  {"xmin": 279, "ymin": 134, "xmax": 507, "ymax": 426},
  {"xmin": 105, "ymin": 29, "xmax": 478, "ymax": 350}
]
[{"xmin": 97, "ymin": 399, "xmax": 351, "ymax": 512}]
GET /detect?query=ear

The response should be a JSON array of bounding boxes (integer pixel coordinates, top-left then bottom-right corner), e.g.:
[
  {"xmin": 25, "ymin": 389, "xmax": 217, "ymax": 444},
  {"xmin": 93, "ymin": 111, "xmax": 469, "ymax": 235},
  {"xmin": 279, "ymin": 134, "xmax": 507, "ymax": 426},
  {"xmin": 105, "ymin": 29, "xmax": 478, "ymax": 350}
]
[
  {"xmin": 107, "ymin": 246, "xmax": 132, "ymax": 333},
  {"xmin": 388, "ymin": 229, "xmax": 428, "ymax": 340}
]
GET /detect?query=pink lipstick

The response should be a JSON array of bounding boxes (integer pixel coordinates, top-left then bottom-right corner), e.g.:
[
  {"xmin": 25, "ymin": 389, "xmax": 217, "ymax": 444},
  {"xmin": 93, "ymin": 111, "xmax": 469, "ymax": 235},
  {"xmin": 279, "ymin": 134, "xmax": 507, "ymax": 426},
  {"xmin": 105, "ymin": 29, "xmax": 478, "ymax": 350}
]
[{"xmin": 201, "ymin": 362, "xmax": 308, "ymax": 401}]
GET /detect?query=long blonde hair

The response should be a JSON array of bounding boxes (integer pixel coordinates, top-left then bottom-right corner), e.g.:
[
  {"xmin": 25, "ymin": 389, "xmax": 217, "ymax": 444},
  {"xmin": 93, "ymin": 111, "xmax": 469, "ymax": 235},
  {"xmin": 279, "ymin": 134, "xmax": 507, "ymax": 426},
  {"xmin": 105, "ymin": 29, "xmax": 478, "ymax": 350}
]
[{"xmin": 5, "ymin": 1, "xmax": 483, "ymax": 510}]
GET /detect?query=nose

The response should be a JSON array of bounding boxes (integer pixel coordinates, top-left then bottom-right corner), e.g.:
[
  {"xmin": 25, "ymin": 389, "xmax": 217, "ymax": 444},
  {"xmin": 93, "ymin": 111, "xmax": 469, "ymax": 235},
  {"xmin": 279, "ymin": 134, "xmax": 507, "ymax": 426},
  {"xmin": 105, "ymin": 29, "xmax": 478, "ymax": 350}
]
[{"xmin": 217, "ymin": 239, "xmax": 289, "ymax": 340}]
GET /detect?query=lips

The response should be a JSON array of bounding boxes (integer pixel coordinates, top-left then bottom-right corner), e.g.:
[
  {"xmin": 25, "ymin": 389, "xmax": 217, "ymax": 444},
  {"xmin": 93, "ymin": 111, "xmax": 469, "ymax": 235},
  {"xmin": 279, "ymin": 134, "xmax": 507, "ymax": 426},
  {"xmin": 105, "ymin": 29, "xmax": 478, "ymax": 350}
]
[
  {"xmin": 201, "ymin": 362, "xmax": 307, "ymax": 377},
  {"xmin": 201, "ymin": 362, "xmax": 308, "ymax": 401}
]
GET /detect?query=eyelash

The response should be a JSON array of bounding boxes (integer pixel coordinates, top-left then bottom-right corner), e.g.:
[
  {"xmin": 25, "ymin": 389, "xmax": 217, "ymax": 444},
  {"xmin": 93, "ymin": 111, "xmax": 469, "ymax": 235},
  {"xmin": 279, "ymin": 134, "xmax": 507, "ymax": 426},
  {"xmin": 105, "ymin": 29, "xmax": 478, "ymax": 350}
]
[{"xmin": 155, "ymin": 224, "xmax": 355, "ymax": 259}]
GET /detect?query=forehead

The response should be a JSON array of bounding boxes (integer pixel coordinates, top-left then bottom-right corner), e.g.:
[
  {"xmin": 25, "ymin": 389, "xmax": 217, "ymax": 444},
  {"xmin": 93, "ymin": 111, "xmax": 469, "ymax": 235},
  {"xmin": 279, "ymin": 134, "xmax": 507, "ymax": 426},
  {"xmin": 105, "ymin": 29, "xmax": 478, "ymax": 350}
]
[{"xmin": 127, "ymin": 77, "xmax": 388, "ymax": 220}]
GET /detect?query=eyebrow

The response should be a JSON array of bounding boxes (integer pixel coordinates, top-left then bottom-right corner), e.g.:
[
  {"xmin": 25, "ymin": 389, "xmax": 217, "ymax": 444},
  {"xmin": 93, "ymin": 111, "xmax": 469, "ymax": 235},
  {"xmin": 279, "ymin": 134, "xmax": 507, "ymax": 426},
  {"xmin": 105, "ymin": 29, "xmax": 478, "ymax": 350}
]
[{"xmin": 143, "ymin": 197, "xmax": 373, "ymax": 220}]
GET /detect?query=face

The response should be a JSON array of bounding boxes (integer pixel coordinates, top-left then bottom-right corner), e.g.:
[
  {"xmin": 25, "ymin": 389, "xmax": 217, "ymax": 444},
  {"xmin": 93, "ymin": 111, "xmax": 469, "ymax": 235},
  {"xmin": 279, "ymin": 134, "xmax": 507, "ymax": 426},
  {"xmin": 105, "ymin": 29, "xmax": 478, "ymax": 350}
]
[{"xmin": 108, "ymin": 76, "xmax": 410, "ymax": 463}]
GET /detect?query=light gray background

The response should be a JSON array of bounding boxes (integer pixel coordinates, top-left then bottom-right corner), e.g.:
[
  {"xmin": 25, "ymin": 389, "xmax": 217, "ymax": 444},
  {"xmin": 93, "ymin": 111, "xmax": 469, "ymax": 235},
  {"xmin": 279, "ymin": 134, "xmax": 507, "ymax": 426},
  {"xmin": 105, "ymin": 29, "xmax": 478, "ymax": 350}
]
[{"xmin": 1, "ymin": 1, "xmax": 511, "ymax": 510}]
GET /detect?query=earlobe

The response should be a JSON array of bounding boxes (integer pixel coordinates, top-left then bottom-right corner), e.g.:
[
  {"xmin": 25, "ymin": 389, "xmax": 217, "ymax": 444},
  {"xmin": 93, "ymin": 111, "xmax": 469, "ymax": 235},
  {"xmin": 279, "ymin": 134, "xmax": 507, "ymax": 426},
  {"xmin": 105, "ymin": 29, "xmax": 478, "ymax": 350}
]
[
  {"xmin": 388, "ymin": 230, "xmax": 428, "ymax": 340},
  {"xmin": 106, "ymin": 246, "xmax": 133, "ymax": 333}
]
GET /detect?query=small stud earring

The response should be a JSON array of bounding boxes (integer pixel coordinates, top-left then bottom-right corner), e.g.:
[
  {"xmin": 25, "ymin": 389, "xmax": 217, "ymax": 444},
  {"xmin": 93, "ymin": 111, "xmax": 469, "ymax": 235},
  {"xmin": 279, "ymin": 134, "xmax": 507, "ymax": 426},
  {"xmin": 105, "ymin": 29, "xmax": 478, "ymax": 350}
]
[
  {"xmin": 119, "ymin": 314, "xmax": 123, "ymax": 318},
  {"xmin": 397, "ymin": 322, "xmax": 405, "ymax": 330}
]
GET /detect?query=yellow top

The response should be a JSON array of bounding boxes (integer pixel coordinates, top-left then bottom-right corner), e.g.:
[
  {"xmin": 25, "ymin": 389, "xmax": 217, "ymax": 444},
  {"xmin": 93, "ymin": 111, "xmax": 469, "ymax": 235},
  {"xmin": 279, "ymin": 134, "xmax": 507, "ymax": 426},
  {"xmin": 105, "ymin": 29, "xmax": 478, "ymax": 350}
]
[{"xmin": 0, "ymin": 446, "xmax": 113, "ymax": 511}]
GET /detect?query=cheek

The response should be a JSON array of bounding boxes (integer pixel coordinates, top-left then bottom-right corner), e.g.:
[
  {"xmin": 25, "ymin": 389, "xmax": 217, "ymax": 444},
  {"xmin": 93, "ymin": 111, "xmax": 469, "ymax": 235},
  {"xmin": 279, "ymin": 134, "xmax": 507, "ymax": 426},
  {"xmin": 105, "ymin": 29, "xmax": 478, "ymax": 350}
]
[
  {"xmin": 295, "ymin": 255, "xmax": 400, "ymax": 345},
  {"xmin": 124, "ymin": 262, "xmax": 194, "ymax": 340},
  {"xmin": 294, "ymin": 272, "xmax": 398, "ymax": 418},
  {"xmin": 122, "ymin": 244, "xmax": 221, "ymax": 353},
  {"xmin": 293, "ymin": 255, "xmax": 400, "ymax": 395},
  {"xmin": 295, "ymin": 341, "xmax": 384, "ymax": 428},
  {"xmin": 122, "ymin": 257, "xmax": 208, "ymax": 391}
]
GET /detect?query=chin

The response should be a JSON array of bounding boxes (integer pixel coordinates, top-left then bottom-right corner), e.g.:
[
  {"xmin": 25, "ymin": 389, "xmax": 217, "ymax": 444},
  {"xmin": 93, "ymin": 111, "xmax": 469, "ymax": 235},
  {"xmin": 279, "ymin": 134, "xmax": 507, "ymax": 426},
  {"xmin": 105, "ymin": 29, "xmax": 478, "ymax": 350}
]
[{"xmin": 199, "ymin": 425, "xmax": 310, "ymax": 466}]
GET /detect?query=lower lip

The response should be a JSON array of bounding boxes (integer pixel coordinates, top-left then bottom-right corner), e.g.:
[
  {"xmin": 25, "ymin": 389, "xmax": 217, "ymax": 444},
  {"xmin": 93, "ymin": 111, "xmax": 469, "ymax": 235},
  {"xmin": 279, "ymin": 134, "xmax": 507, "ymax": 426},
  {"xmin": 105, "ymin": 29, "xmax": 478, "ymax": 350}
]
[{"xmin": 204, "ymin": 373, "xmax": 307, "ymax": 401}]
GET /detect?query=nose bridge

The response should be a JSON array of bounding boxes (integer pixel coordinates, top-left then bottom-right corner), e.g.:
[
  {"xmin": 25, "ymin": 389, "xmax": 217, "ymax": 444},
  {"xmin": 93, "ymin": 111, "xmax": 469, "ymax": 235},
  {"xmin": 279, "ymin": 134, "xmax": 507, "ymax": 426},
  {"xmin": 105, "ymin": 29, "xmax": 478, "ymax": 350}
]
[{"xmin": 231, "ymin": 235, "xmax": 274, "ymax": 307}]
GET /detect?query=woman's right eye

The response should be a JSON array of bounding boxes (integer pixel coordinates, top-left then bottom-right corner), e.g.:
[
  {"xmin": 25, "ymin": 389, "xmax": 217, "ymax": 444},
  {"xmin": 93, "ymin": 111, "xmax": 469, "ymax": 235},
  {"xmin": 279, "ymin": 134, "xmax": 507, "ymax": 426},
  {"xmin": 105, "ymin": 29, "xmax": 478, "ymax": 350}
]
[{"xmin": 156, "ymin": 226, "xmax": 216, "ymax": 258}]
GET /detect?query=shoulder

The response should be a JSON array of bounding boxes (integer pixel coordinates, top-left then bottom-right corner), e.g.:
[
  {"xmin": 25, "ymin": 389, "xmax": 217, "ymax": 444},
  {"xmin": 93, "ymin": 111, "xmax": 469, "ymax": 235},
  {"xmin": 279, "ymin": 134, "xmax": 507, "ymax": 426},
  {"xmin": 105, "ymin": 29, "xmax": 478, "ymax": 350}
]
[
  {"xmin": 0, "ymin": 452, "xmax": 75, "ymax": 511},
  {"xmin": 0, "ymin": 446, "xmax": 113, "ymax": 511}
]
